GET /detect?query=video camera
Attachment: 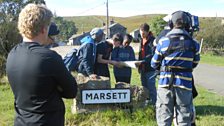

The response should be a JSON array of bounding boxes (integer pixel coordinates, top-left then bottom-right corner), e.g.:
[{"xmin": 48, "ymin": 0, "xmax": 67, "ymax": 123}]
[{"xmin": 191, "ymin": 15, "xmax": 200, "ymax": 32}]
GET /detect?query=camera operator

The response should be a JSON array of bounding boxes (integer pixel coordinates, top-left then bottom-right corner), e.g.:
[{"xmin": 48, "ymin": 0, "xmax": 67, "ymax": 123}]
[{"xmin": 151, "ymin": 11, "xmax": 200, "ymax": 126}]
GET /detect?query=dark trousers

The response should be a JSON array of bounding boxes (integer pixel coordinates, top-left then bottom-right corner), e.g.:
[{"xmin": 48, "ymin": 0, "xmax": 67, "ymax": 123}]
[{"xmin": 115, "ymin": 76, "xmax": 131, "ymax": 84}]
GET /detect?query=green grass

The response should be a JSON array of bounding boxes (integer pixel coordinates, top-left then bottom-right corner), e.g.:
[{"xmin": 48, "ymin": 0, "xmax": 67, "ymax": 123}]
[
  {"xmin": 200, "ymin": 53, "xmax": 224, "ymax": 66},
  {"xmin": 193, "ymin": 85, "xmax": 224, "ymax": 126},
  {"xmin": 1, "ymin": 66, "xmax": 224, "ymax": 125},
  {"xmin": 0, "ymin": 84, "xmax": 14, "ymax": 126}
]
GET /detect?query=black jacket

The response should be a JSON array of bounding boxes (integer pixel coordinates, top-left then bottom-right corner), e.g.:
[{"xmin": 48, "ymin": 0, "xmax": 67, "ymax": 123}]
[
  {"xmin": 138, "ymin": 34, "xmax": 155, "ymax": 72},
  {"xmin": 6, "ymin": 42, "xmax": 77, "ymax": 126}
]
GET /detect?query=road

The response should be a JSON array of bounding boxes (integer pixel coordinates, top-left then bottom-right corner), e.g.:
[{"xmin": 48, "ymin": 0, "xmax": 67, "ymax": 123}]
[{"xmin": 193, "ymin": 63, "xmax": 224, "ymax": 96}]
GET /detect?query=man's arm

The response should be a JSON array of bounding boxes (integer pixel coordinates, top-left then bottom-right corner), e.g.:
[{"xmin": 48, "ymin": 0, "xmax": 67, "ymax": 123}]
[
  {"xmin": 97, "ymin": 54, "xmax": 119, "ymax": 66},
  {"xmin": 151, "ymin": 40, "xmax": 163, "ymax": 70},
  {"xmin": 193, "ymin": 41, "xmax": 200, "ymax": 68},
  {"xmin": 52, "ymin": 53, "xmax": 77, "ymax": 98},
  {"xmin": 82, "ymin": 44, "xmax": 95, "ymax": 76}
]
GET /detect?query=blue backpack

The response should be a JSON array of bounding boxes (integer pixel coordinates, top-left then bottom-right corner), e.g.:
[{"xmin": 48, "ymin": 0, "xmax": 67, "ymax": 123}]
[
  {"xmin": 63, "ymin": 36, "xmax": 95, "ymax": 72},
  {"xmin": 63, "ymin": 48, "xmax": 79, "ymax": 72}
]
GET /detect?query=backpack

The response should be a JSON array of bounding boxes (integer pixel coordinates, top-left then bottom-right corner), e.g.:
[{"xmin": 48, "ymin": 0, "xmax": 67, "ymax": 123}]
[{"xmin": 63, "ymin": 48, "xmax": 79, "ymax": 72}]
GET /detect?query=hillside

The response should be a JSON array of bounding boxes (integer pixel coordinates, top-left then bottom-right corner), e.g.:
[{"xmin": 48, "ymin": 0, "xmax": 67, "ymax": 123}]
[{"xmin": 64, "ymin": 14, "xmax": 165, "ymax": 34}]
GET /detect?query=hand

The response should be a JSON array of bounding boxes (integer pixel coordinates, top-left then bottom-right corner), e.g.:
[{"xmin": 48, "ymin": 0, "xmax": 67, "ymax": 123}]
[
  {"xmin": 89, "ymin": 74, "xmax": 98, "ymax": 80},
  {"xmin": 116, "ymin": 62, "xmax": 124, "ymax": 68},
  {"xmin": 109, "ymin": 60, "xmax": 120, "ymax": 66},
  {"xmin": 135, "ymin": 62, "xmax": 142, "ymax": 67},
  {"xmin": 109, "ymin": 60, "xmax": 125, "ymax": 68}
]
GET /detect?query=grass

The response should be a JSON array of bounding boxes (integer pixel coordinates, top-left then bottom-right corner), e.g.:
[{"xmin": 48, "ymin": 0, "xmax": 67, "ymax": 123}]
[
  {"xmin": 200, "ymin": 53, "xmax": 224, "ymax": 66},
  {"xmin": 1, "ymin": 66, "xmax": 224, "ymax": 125}
]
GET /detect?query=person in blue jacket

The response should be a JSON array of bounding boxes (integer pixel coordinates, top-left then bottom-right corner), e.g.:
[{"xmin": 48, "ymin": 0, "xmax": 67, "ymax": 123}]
[
  {"xmin": 151, "ymin": 11, "xmax": 200, "ymax": 126},
  {"xmin": 77, "ymin": 28, "xmax": 104, "ymax": 80},
  {"xmin": 111, "ymin": 33, "xmax": 135, "ymax": 84}
]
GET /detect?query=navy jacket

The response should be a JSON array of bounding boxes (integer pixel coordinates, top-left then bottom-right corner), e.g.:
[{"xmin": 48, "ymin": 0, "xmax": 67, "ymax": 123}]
[
  {"xmin": 111, "ymin": 46, "xmax": 135, "ymax": 77},
  {"xmin": 77, "ymin": 36, "xmax": 96, "ymax": 76}
]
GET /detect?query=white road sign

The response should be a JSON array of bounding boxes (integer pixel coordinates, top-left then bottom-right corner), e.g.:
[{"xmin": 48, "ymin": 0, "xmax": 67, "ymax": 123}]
[{"xmin": 81, "ymin": 89, "xmax": 131, "ymax": 104}]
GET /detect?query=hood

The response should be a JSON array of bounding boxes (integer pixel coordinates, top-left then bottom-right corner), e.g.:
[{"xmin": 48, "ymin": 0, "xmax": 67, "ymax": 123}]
[{"xmin": 80, "ymin": 36, "xmax": 94, "ymax": 45}]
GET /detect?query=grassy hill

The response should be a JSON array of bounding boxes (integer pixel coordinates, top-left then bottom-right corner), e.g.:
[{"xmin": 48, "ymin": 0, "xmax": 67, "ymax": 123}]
[
  {"xmin": 64, "ymin": 14, "xmax": 165, "ymax": 34},
  {"xmin": 64, "ymin": 15, "xmax": 223, "ymax": 34}
]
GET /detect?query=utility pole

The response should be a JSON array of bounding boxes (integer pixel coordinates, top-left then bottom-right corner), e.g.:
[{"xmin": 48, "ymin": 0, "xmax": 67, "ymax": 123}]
[{"xmin": 106, "ymin": 0, "xmax": 110, "ymax": 38}]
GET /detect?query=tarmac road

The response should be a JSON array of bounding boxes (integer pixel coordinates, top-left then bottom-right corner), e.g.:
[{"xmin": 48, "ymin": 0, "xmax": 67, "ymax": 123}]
[{"xmin": 193, "ymin": 63, "xmax": 224, "ymax": 96}]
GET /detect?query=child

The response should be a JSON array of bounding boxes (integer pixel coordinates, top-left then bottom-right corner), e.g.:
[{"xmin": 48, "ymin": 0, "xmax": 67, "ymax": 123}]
[{"xmin": 111, "ymin": 33, "xmax": 135, "ymax": 84}]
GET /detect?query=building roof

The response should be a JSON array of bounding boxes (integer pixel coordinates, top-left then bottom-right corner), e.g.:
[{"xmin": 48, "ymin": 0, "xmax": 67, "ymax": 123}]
[
  {"xmin": 69, "ymin": 32, "xmax": 90, "ymax": 40},
  {"xmin": 101, "ymin": 23, "xmax": 126, "ymax": 30}
]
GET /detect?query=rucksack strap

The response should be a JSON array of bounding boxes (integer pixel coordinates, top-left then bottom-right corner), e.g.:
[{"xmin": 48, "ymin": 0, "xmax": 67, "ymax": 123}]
[
  {"xmin": 160, "ymin": 66, "xmax": 192, "ymax": 72},
  {"xmin": 164, "ymin": 34, "xmax": 195, "ymax": 57}
]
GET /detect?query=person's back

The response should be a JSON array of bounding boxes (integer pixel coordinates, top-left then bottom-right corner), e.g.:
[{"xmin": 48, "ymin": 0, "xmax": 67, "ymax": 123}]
[
  {"xmin": 77, "ymin": 35, "xmax": 96, "ymax": 76},
  {"xmin": 7, "ymin": 42, "xmax": 77, "ymax": 112},
  {"xmin": 153, "ymin": 29, "xmax": 199, "ymax": 88},
  {"xmin": 77, "ymin": 28, "xmax": 104, "ymax": 79},
  {"xmin": 6, "ymin": 4, "xmax": 77, "ymax": 126},
  {"xmin": 94, "ymin": 40, "xmax": 113, "ymax": 77},
  {"xmin": 151, "ymin": 11, "xmax": 200, "ymax": 126}
]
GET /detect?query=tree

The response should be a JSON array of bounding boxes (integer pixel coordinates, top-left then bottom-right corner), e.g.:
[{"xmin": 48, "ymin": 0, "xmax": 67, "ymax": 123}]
[
  {"xmin": 150, "ymin": 15, "xmax": 167, "ymax": 36},
  {"xmin": 54, "ymin": 16, "xmax": 78, "ymax": 42},
  {"xmin": 0, "ymin": 0, "xmax": 46, "ymax": 77},
  {"xmin": 194, "ymin": 18, "xmax": 224, "ymax": 53},
  {"xmin": 0, "ymin": 0, "xmax": 24, "ymax": 77}
]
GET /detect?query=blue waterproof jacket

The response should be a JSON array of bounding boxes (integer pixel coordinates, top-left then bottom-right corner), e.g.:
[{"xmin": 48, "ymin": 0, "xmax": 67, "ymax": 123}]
[{"xmin": 77, "ymin": 36, "xmax": 96, "ymax": 76}]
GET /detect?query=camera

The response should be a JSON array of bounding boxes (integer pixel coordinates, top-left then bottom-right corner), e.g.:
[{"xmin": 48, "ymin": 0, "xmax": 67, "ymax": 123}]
[{"xmin": 191, "ymin": 15, "xmax": 200, "ymax": 32}]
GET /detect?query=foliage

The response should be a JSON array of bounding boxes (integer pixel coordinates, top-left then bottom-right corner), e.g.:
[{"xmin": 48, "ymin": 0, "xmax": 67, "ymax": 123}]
[
  {"xmin": 0, "ymin": 0, "xmax": 78, "ymax": 76},
  {"xmin": 53, "ymin": 16, "xmax": 78, "ymax": 42},
  {"xmin": 0, "ymin": 0, "xmax": 24, "ymax": 77},
  {"xmin": 195, "ymin": 17, "xmax": 224, "ymax": 50},
  {"xmin": 150, "ymin": 15, "xmax": 167, "ymax": 36},
  {"xmin": 66, "ymin": 16, "xmax": 224, "ymax": 53}
]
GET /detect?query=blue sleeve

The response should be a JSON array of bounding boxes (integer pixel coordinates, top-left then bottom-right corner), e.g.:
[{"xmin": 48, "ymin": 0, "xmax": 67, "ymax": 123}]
[
  {"xmin": 151, "ymin": 41, "xmax": 163, "ymax": 70},
  {"xmin": 193, "ymin": 41, "xmax": 200, "ymax": 68},
  {"xmin": 129, "ymin": 47, "xmax": 136, "ymax": 61},
  {"xmin": 82, "ymin": 43, "xmax": 94, "ymax": 75}
]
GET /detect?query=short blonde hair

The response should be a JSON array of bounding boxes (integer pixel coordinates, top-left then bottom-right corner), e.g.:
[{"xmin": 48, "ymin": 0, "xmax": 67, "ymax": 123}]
[{"xmin": 18, "ymin": 4, "xmax": 53, "ymax": 39}]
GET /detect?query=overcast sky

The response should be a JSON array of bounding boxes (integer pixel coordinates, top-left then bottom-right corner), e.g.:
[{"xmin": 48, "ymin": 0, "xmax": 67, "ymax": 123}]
[{"xmin": 45, "ymin": 0, "xmax": 224, "ymax": 17}]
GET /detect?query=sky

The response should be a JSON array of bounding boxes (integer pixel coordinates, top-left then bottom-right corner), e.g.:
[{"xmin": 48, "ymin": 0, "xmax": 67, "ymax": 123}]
[{"xmin": 45, "ymin": 0, "xmax": 224, "ymax": 17}]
